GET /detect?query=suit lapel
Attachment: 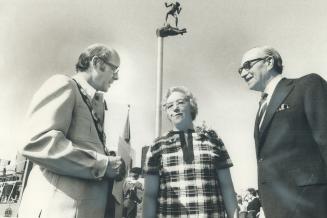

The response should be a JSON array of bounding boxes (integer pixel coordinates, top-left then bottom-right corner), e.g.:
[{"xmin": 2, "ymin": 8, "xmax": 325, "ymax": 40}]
[{"xmin": 259, "ymin": 78, "xmax": 294, "ymax": 140}]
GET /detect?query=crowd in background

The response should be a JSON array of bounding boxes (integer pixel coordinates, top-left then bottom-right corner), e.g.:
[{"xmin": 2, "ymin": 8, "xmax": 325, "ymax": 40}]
[
  {"xmin": 121, "ymin": 173, "xmax": 262, "ymax": 218},
  {"xmin": 237, "ymin": 188, "xmax": 262, "ymax": 218}
]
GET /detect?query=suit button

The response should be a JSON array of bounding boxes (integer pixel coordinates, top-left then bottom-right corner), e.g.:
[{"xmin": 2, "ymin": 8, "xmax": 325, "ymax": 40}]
[{"xmin": 258, "ymin": 158, "xmax": 264, "ymax": 162}]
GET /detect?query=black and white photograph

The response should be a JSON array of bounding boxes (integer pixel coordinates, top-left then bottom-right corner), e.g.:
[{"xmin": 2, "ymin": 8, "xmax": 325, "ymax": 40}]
[{"xmin": 0, "ymin": 0, "xmax": 327, "ymax": 217}]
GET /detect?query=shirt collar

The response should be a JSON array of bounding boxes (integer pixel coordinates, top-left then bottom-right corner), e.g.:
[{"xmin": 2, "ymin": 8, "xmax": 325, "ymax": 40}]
[
  {"xmin": 264, "ymin": 74, "xmax": 283, "ymax": 97},
  {"xmin": 72, "ymin": 73, "xmax": 97, "ymax": 100}
]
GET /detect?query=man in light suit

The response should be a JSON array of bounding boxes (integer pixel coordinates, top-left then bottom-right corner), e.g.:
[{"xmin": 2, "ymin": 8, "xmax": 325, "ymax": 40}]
[
  {"xmin": 239, "ymin": 46, "xmax": 327, "ymax": 218},
  {"xmin": 18, "ymin": 44, "xmax": 126, "ymax": 218}
]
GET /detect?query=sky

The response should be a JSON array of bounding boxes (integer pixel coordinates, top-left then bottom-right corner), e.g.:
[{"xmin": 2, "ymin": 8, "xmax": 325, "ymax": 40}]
[{"xmin": 1, "ymin": 0, "xmax": 327, "ymax": 193}]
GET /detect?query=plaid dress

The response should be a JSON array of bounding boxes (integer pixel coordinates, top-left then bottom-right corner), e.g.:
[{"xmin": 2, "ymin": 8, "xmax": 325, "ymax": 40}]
[{"xmin": 144, "ymin": 127, "xmax": 233, "ymax": 218}]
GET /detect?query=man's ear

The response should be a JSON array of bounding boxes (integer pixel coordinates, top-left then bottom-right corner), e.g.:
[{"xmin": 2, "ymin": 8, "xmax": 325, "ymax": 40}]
[
  {"xmin": 91, "ymin": 56, "xmax": 105, "ymax": 72},
  {"xmin": 266, "ymin": 56, "xmax": 274, "ymax": 71},
  {"xmin": 91, "ymin": 56, "xmax": 98, "ymax": 68}
]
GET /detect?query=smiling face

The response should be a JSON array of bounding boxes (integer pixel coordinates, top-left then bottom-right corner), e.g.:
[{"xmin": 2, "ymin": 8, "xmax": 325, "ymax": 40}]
[
  {"xmin": 165, "ymin": 91, "xmax": 193, "ymax": 131},
  {"xmin": 239, "ymin": 48, "xmax": 272, "ymax": 92}
]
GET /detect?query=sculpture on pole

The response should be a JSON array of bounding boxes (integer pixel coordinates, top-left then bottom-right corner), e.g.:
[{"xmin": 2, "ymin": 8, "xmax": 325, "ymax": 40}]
[{"xmin": 157, "ymin": 1, "xmax": 187, "ymax": 37}]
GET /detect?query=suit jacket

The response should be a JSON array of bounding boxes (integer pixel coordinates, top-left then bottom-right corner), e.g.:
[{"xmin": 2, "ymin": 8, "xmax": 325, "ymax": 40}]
[
  {"xmin": 246, "ymin": 197, "xmax": 261, "ymax": 215},
  {"xmin": 18, "ymin": 74, "xmax": 110, "ymax": 218},
  {"xmin": 254, "ymin": 74, "xmax": 327, "ymax": 218}
]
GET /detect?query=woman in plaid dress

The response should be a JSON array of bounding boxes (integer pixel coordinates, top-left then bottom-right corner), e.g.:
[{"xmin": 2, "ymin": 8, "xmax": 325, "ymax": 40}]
[{"xmin": 143, "ymin": 86, "xmax": 238, "ymax": 218}]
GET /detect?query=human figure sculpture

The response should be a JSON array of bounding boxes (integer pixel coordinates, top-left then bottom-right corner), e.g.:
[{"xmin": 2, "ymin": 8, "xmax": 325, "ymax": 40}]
[{"xmin": 165, "ymin": 2, "xmax": 182, "ymax": 28}]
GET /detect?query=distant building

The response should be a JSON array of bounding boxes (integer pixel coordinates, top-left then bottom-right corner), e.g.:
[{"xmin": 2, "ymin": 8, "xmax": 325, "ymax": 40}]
[
  {"xmin": 0, "ymin": 155, "xmax": 27, "ymax": 206},
  {"xmin": 0, "ymin": 155, "xmax": 32, "ymax": 216}
]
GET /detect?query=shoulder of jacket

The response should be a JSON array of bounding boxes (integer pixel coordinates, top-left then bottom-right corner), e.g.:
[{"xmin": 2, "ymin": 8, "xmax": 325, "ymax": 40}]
[
  {"xmin": 297, "ymin": 73, "xmax": 324, "ymax": 84},
  {"xmin": 41, "ymin": 74, "xmax": 74, "ymax": 89},
  {"xmin": 32, "ymin": 74, "xmax": 75, "ymax": 100}
]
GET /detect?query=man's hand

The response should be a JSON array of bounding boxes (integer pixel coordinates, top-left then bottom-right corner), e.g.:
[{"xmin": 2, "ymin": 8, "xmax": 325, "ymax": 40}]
[{"xmin": 105, "ymin": 156, "xmax": 126, "ymax": 181}]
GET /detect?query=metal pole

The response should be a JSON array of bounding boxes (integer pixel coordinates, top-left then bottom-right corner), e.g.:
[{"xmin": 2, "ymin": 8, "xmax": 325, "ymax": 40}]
[{"xmin": 155, "ymin": 36, "xmax": 164, "ymax": 138}]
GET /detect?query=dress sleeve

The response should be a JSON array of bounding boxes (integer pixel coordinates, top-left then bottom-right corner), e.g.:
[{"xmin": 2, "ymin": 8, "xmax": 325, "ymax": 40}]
[
  {"xmin": 19, "ymin": 74, "xmax": 109, "ymax": 180},
  {"xmin": 210, "ymin": 135, "xmax": 233, "ymax": 169},
  {"xmin": 143, "ymin": 142, "xmax": 162, "ymax": 175}
]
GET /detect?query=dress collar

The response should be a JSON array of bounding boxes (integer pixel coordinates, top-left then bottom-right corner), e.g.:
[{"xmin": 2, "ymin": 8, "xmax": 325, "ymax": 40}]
[{"xmin": 168, "ymin": 129, "xmax": 195, "ymax": 135}]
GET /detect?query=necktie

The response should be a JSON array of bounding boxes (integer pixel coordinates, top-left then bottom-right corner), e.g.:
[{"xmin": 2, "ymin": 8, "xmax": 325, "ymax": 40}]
[
  {"xmin": 73, "ymin": 79, "xmax": 108, "ymax": 153},
  {"xmin": 257, "ymin": 92, "xmax": 268, "ymax": 128},
  {"xmin": 92, "ymin": 92, "xmax": 105, "ymax": 125}
]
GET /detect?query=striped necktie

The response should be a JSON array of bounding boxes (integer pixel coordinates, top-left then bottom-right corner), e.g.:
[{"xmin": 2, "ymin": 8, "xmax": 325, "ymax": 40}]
[
  {"xmin": 73, "ymin": 79, "xmax": 108, "ymax": 154},
  {"xmin": 257, "ymin": 92, "xmax": 268, "ymax": 128},
  {"xmin": 92, "ymin": 92, "xmax": 105, "ymax": 125}
]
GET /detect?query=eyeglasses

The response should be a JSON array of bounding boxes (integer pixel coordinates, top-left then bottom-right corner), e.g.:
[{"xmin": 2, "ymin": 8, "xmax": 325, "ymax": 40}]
[
  {"xmin": 163, "ymin": 98, "xmax": 188, "ymax": 110},
  {"xmin": 238, "ymin": 57, "xmax": 268, "ymax": 74},
  {"xmin": 97, "ymin": 56, "xmax": 120, "ymax": 74}
]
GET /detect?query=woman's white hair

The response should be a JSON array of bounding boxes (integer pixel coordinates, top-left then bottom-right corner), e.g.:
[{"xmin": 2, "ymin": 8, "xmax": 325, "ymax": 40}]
[{"xmin": 162, "ymin": 86, "xmax": 198, "ymax": 120}]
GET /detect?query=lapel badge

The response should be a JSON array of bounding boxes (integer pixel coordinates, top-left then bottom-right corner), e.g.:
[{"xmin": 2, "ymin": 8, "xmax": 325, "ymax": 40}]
[{"xmin": 277, "ymin": 103, "xmax": 290, "ymax": 112}]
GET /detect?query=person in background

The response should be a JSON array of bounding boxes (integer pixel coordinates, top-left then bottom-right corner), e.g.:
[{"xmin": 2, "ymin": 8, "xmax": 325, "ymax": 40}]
[
  {"xmin": 237, "ymin": 195, "xmax": 247, "ymax": 213},
  {"xmin": 18, "ymin": 44, "xmax": 126, "ymax": 218},
  {"xmin": 123, "ymin": 167, "xmax": 143, "ymax": 218},
  {"xmin": 245, "ymin": 188, "xmax": 261, "ymax": 216},
  {"xmin": 142, "ymin": 86, "xmax": 238, "ymax": 218},
  {"xmin": 106, "ymin": 150, "xmax": 119, "ymax": 218}
]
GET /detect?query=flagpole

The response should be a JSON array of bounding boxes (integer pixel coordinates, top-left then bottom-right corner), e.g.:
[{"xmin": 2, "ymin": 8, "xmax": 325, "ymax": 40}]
[
  {"xmin": 155, "ymin": 36, "xmax": 164, "ymax": 138},
  {"xmin": 125, "ymin": 104, "xmax": 131, "ymax": 143}
]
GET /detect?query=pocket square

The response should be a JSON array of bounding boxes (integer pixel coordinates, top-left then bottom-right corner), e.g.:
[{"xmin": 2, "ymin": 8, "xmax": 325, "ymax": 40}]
[{"xmin": 277, "ymin": 103, "xmax": 290, "ymax": 112}]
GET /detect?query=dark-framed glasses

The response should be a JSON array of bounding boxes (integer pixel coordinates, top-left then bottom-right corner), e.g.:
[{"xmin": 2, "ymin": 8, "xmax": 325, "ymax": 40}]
[
  {"xmin": 238, "ymin": 56, "xmax": 268, "ymax": 74},
  {"xmin": 97, "ymin": 56, "xmax": 120, "ymax": 74}
]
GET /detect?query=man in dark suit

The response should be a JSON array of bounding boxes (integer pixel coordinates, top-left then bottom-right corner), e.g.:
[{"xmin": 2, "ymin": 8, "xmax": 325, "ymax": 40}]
[{"xmin": 238, "ymin": 46, "xmax": 327, "ymax": 218}]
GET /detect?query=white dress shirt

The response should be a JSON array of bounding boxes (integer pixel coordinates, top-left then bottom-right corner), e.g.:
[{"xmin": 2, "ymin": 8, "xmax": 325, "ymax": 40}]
[{"xmin": 259, "ymin": 74, "xmax": 283, "ymax": 128}]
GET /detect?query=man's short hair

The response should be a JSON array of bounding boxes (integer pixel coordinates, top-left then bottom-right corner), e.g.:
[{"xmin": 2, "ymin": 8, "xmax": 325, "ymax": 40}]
[
  {"xmin": 75, "ymin": 43, "xmax": 119, "ymax": 72},
  {"xmin": 108, "ymin": 151, "xmax": 117, "ymax": 156},
  {"xmin": 261, "ymin": 46, "xmax": 283, "ymax": 74},
  {"xmin": 162, "ymin": 86, "xmax": 198, "ymax": 120},
  {"xmin": 247, "ymin": 188, "xmax": 257, "ymax": 197},
  {"xmin": 129, "ymin": 167, "xmax": 142, "ymax": 175}
]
